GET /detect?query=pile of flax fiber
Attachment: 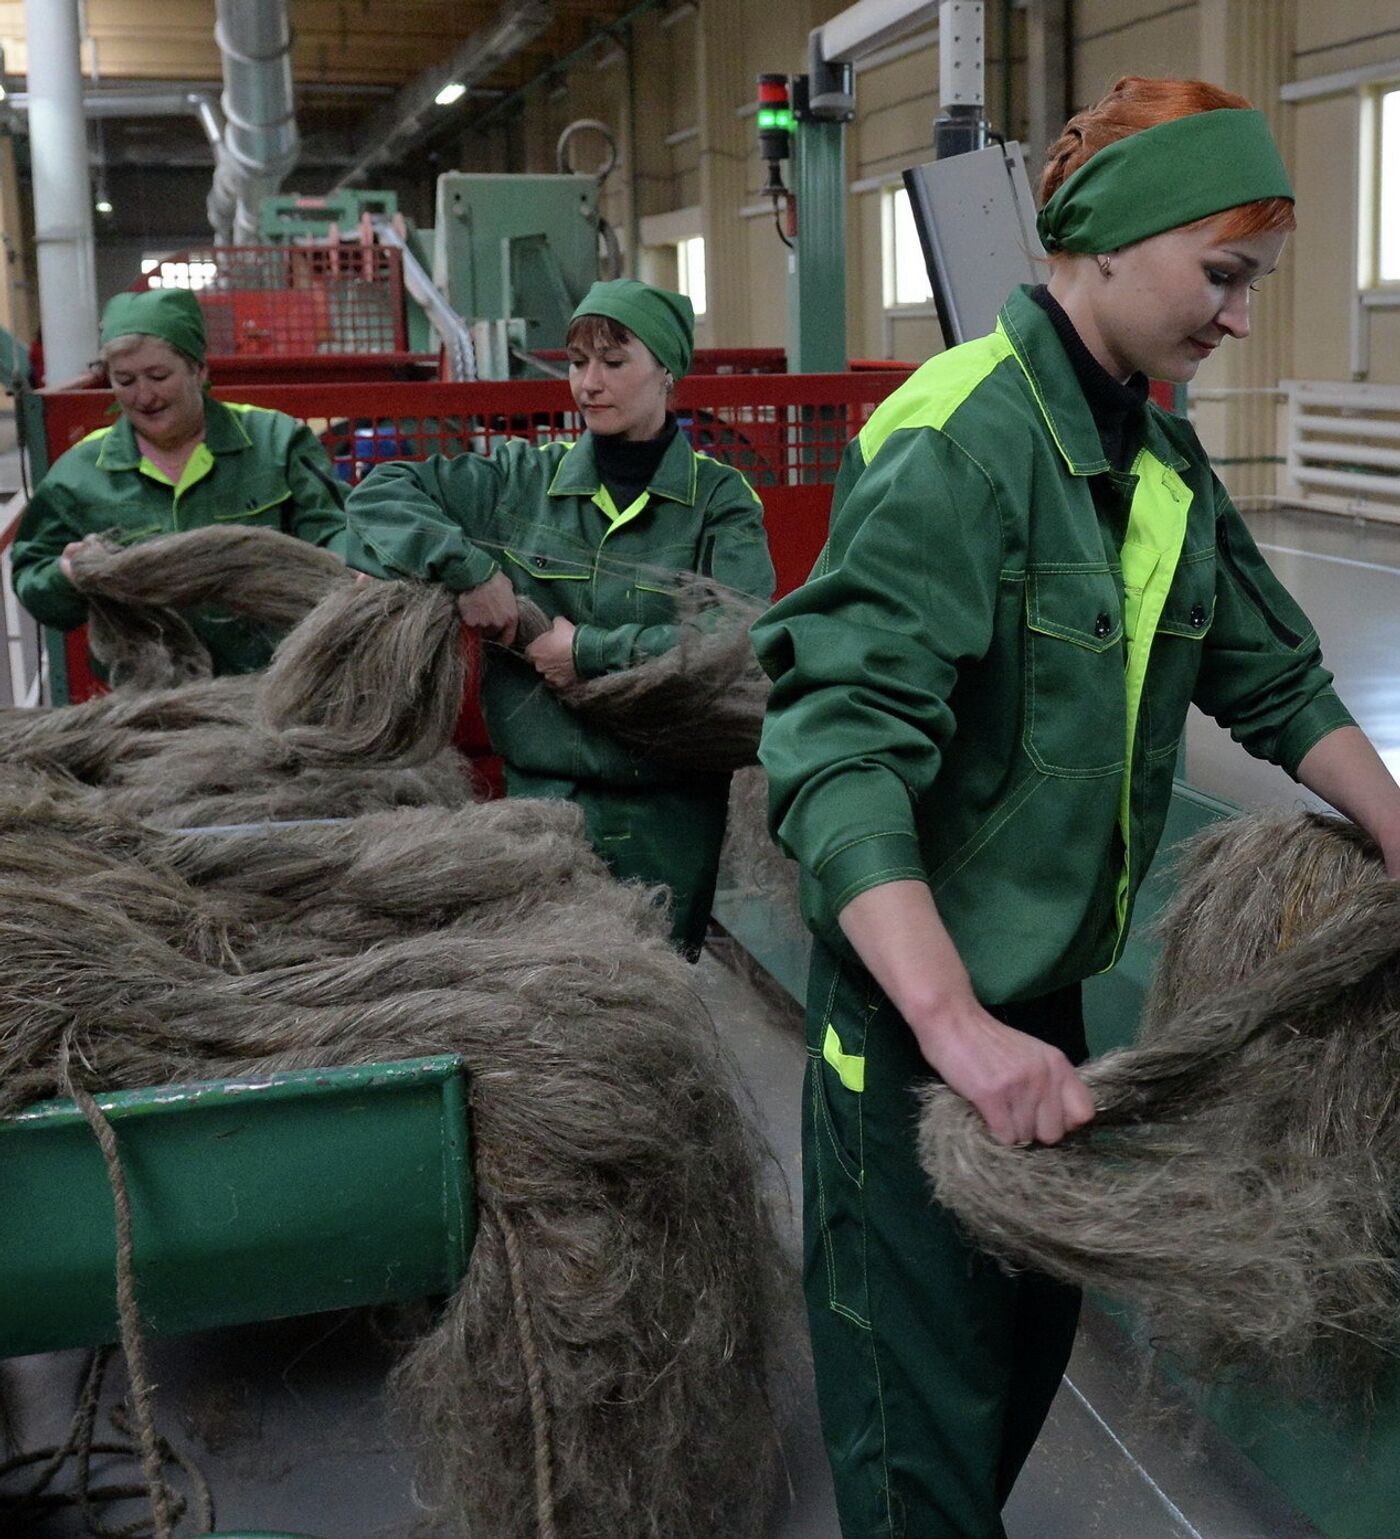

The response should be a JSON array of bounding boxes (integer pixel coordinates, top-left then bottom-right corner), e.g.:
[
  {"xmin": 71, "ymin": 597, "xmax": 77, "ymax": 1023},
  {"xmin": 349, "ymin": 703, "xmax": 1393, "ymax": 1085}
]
[
  {"xmin": 4, "ymin": 528, "xmax": 475, "ymax": 825},
  {"xmin": 919, "ymin": 809, "xmax": 1400, "ymax": 1402},
  {"xmin": 0, "ymin": 786, "xmax": 794, "ymax": 1538}
]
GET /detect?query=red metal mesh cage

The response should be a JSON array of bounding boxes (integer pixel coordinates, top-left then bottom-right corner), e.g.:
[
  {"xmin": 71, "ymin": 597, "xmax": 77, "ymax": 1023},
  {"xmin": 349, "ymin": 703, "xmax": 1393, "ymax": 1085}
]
[
  {"xmin": 131, "ymin": 246, "xmax": 408, "ymax": 358},
  {"xmin": 39, "ymin": 372, "xmax": 911, "ymax": 597}
]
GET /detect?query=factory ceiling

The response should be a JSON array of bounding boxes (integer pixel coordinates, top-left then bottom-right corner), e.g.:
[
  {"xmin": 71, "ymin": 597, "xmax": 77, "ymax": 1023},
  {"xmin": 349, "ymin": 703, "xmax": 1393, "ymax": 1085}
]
[{"xmin": 0, "ymin": 0, "xmax": 653, "ymax": 167}]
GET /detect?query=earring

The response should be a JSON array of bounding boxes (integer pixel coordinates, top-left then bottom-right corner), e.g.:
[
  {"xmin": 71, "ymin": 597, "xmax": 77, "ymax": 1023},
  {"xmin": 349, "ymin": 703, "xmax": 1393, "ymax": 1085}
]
[{"xmin": 1097, "ymin": 255, "xmax": 1113, "ymax": 279}]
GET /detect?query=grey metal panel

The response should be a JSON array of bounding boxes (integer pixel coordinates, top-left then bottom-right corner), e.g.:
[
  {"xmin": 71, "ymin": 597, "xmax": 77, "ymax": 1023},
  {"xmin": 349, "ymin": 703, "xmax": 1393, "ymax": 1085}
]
[{"xmin": 902, "ymin": 140, "xmax": 1045, "ymax": 346}]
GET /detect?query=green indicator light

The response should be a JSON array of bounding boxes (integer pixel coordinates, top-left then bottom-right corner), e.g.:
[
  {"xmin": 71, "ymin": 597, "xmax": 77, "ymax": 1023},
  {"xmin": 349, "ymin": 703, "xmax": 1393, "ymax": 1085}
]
[
  {"xmin": 758, "ymin": 108, "xmax": 777, "ymax": 129},
  {"xmin": 775, "ymin": 109, "xmax": 795, "ymax": 130}
]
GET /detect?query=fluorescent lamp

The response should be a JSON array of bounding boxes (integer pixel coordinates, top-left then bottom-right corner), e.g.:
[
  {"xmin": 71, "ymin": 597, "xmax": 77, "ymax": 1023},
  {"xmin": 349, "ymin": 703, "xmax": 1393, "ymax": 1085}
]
[{"xmin": 435, "ymin": 81, "xmax": 467, "ymax": 107}]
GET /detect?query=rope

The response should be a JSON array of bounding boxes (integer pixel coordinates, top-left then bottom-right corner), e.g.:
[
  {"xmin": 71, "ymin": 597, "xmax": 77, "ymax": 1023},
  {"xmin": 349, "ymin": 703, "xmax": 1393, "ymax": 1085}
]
[
  {"xmin": 497, "ymin": 1204, "xmax": 558, "ymax": 1539},
  {"xmin": 0, "ymin": 1348, "xmax": 213, "ymax": 1537},
  {"xmin": 59, "ymin": 1032, "xmax": 176, "ymax": 1539}
]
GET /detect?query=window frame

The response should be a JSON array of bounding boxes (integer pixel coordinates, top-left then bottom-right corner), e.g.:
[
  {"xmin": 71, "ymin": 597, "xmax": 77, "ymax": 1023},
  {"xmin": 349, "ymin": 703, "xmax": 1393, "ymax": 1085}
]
[
  {"xmin": 1361, "ymin": 82, "xmax": 1400, "ymax": 292},
  {"xmin": 881, "ymin": 184, "xmax": 935, "ymax": 314},
  {"xmin": 675, "ymin": 234, "xmax": 707, "ymax": 318}
]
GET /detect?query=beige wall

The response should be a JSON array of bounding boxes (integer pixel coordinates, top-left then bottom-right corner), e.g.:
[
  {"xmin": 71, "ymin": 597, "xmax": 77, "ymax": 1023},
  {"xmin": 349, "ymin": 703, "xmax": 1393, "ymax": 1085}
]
[{"xmin": 436, "ymin": 0, "xmax": 1396, "ymax": 439}]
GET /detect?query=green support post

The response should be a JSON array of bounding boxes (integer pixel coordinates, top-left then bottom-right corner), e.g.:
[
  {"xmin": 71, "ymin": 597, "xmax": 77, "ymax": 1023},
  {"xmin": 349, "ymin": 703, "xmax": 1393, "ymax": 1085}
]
[{"xmin": 787, "ymin": 117, "xmax": 847, "ymax": 375}]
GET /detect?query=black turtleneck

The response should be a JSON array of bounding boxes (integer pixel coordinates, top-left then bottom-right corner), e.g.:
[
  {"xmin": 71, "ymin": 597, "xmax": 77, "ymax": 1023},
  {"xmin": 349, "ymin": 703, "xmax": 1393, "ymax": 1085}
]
[
  {"xmin": 592, "ymin": 413, "xmax": 679, "ymax": 512},
  {"xmin": 1029, "ymin": 285, "xmax": 1149, "ymax": 473}
]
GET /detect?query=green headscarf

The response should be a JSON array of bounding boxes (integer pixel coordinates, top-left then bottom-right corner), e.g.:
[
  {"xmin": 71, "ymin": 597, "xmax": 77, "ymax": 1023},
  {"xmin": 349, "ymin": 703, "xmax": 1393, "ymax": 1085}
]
[
  {"xmin": 570, "ymin": 279, "xmax": 694, "ymax": 380},
  {"xmin": 1037, "ymin": 108, "xmax": 1294, "ymax": 254},
  {"xmin": 100, "ymin": 288, "xmax": 208, "ymax": 364}
]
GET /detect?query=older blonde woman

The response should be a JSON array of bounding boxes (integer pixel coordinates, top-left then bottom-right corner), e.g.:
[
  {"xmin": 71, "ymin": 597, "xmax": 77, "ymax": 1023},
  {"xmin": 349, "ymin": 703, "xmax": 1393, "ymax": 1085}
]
[{"xmin": 14, "ymin": 287, "xmax": 346, "ymax": 676}]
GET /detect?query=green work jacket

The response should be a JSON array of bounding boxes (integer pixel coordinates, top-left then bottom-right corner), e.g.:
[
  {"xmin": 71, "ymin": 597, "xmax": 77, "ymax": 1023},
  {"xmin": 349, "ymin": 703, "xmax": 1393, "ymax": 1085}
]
[
  {"xmin": 754, "ymin": 284, "xmax": 1354, "ymax": 1006},
  {"xmin": 344, "ymin": 428, "xmax": 774, "ymax": 788},
  {"xmin": 13, "ymin": 398, "xmax": 348, "ymax": 676}
]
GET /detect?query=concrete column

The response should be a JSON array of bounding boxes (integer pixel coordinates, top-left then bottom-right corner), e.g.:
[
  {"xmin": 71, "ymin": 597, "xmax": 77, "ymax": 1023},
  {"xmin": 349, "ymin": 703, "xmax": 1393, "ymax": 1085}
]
[
  {"xmin": 1024, "ymin": 0, "xmax": 1069, "ymax": 181},
  {"xmin": 1196, "ymin": 0, "xmax": 1295, "ymax": 503},
  {"xmin": 23, "ymin": 0, "xmax": 99, "ymax": 384},
  {"xmin": 695, "ymin": 0, "xmax": 751, "ymax": 347}
]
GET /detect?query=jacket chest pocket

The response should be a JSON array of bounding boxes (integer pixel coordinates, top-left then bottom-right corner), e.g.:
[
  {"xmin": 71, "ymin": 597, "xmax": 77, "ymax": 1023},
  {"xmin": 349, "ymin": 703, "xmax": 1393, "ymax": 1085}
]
[
  {"xmin": 502, "ymin": 547, "xmax": 592, "ymax": 626},
  {"xmin": 1144, "ymin": 551, "xmax": 1217, "ymax": 760},
  {"xmin": 1022, "ymin": 566, "xmax": 1127, "ymax": 777},
  {"xmin": 629, "ymin": 541, "xmax": 697, "ymax": 625}
]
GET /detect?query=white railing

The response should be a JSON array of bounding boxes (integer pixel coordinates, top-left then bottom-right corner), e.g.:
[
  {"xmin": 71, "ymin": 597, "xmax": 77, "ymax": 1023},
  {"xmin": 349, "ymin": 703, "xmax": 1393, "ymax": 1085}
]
[
  {"xmin": 1283, "ymin": 379, "xmax": 1400, "ymax": 523},
  {"xmin": 0, "ymin": 491, "xmax": 43, "ymax": 708}
]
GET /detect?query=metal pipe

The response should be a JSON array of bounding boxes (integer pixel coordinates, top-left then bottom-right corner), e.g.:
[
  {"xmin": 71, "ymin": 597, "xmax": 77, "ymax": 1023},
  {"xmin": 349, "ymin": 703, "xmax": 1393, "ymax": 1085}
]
[
  {"xmin": 208, "ymin": 0, "xmax": 299, "ymax": 245},
  {"xmin": 371, "ymin": 218, "xmax": 477, "ymax": 381},
  {"xmin": 23, "ymin": 0, "xmax": 99, "ymax": 383},
  {"xmin": 816, "ymin": 0, "xmax": 941, "ymax": 66}
]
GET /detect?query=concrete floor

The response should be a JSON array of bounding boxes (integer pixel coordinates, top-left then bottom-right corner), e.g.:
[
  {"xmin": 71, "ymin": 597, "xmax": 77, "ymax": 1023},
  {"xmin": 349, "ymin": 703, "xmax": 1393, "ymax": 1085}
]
[{"xmin": 4, "ymin": 501, "xmax": 1384, "ymax": 1537}]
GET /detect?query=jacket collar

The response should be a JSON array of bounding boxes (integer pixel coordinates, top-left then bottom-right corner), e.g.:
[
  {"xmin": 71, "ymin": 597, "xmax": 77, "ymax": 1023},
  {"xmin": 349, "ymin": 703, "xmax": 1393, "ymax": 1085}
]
[
  {"xmin": 95, "ymin": 395, "xmax": 251, "ymax": 472},
  {"xmin": 547, "ymin": 427, "xmax": 698, "ymax": 505},
  {"xmin": 998, "ymin": 284, "xmax": 1188, "ymax": 476}
]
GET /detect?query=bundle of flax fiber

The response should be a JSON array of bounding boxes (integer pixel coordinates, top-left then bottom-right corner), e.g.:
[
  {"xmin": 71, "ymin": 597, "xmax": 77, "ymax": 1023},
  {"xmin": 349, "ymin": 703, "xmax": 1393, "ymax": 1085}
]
[
  {"xmin": 511, "ymin": 575, "xmax": 769, "ymax": 773},
  {"xmin": 0, "ymin": 787, "xmax": 794, "ymax": 1537},
  {"xmin": 919, "ymin": 809, "xmax": 1400, "ymax": 1402},
  {"xmin": 66, "ymin": 525, "xmax": 349, "ymax": 691},
  {"xmin": 4, "ymin": 528, "xmax": 474, "ymax": 825}
]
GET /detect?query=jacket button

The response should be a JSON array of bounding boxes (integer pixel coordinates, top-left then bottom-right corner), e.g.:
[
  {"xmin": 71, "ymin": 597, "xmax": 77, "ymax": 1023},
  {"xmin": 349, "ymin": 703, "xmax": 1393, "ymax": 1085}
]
[
  {"xmin": 1093, "ymin": 612, "xmax": 1113, "ymax": 638},
  {"xmin": 1189, "ymin": 602, "xmax": 1207, "ymax": 628}
]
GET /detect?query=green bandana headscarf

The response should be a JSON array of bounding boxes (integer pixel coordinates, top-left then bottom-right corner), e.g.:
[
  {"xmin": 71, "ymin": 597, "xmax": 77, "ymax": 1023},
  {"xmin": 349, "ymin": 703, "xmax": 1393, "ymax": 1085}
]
[
  {"xmin": 570, "ymin": 279, "xmax": 694, "ymax": 380},
  {"xmin": 1037, "ymin": 108, "xmax": 1294, "ymax": 254},
  {"xmin": 100, "ymin": 288, "xmax": 208, "ymax": 364}
]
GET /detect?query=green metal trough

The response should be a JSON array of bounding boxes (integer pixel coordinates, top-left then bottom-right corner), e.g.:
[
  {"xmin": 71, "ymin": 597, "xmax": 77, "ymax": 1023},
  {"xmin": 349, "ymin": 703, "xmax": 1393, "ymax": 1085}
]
[{"xmin": 0, "ymin": 1054, "xmax": 475, "ymax": 1359}]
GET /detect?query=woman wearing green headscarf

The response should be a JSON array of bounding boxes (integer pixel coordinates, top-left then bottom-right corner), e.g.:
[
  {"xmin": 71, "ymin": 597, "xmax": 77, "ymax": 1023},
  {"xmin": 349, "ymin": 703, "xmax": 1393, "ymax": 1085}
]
[
  {"xmin": 13, "ymin": 287, "xmax": 348, "ymax": 678},
  {"xmin": 344, "ymin": 278, "xmax": 774, "ymax": 958},
  {"xmin": 753, "ymin": 77, "xmax": 1400, "ymax": 1536}
]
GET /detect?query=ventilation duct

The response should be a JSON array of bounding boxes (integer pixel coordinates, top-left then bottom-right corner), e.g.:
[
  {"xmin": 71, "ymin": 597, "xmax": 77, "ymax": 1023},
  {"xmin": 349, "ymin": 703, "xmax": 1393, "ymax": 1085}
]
[{"xmin": 207, "ymin": 0, "xmax": 299, "ymax": 246}]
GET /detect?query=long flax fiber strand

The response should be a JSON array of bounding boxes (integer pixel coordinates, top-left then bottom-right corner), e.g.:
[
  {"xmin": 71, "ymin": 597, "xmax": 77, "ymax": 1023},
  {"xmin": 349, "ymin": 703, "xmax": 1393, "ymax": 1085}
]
[{"xmin": 919, "ymin": 810, "xmax": 1400, "ymax": 1401}]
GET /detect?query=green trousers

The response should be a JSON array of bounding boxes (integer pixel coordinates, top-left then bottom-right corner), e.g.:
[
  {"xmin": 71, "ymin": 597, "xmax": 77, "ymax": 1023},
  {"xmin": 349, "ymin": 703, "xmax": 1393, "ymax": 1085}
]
[
  {"xmin": 805, "ymin": 936, "xmax": 1087, "ymax": 1538},
  {"xmin": 505, "ymin": 768, "xmax": 729, "ymax": 960}
]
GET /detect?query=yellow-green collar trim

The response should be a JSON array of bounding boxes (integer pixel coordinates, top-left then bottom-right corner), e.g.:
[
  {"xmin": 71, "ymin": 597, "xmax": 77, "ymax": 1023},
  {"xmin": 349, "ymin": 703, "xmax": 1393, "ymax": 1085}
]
[
  {"xmin": 137, "ymin": 440, "xmax": 217, "ymax": 496},
  {"xmin": 546, "ymin": 427, "xmax": 698, "ymax": 505},
  {"xmin": 94, "ymin": 396, "xmax": 253, "ymax": 472},
  {"xmin": 998, "ymin": 285, "xmax": 1189, "ymax": 478}
]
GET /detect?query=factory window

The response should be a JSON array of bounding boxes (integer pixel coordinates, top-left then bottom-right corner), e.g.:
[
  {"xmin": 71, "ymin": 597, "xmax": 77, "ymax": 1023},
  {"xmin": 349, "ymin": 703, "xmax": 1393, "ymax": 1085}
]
[
  {"xmin": 1378, "ymin": 87, "xmax": 1400, "ymax": 284},
  {"xmin": 883, "ymin": 186, "xmax": 933, "ymax": 309},
  {"xmin": 676, "ymin": 235, "xmax": 707, "ymax": 317},
  {"xmin": 140, "ymin": 256, "xmax": 219, "ymax": 292}
]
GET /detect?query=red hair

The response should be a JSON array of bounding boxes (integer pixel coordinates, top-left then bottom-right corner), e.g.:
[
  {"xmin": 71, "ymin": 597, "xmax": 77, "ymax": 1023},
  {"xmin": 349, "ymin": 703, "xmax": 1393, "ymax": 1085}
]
[{"xmin": 1040, "ymin": 76, "xmax": 1295, "ymax": 243}]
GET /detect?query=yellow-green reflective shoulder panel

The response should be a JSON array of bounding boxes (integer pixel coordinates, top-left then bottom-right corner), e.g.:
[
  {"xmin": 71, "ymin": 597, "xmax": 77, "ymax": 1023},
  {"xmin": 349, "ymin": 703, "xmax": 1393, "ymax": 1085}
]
[
  {"xmin": 858, "ymin": 327, "xmax": 1014, "ymax": 464},
  {"xmin": 822, "ymin": 1023, "xmax": 866, "ymax": 1093}
]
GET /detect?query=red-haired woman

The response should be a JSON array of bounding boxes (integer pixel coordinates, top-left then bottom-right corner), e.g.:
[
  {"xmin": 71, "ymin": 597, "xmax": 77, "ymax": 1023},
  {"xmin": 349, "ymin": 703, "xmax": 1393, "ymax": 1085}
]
[{"xmin": 754, "ymin": 77, "xmax": 1400, "ymax": 1536}]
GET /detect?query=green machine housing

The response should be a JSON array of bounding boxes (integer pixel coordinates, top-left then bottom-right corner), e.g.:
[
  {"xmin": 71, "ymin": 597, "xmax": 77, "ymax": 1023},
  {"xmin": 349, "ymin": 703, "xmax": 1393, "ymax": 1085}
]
[{"xmin": 432, "ymin": 172, "xmax": 600, "ymax": 368}]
